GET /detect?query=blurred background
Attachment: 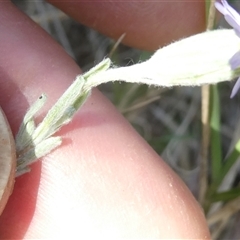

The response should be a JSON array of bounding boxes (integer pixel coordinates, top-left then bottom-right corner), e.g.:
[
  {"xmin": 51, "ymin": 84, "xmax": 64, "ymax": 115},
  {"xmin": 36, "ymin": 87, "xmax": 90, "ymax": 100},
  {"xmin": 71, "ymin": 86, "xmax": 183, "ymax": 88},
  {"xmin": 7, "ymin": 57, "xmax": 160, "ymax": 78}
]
[{"xmin": 11, "ymin": 0, "xmax": 240, "ymax": 239}]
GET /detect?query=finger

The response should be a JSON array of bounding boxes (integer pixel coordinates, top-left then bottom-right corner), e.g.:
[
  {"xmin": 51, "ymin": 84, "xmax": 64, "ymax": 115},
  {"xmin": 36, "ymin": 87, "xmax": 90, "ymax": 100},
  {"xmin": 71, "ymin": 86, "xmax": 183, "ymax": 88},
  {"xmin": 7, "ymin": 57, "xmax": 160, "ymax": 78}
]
[
  {"xmin": 48, "ymin": 0, "xmax": 206, "ymax": 50},
  {"xmin": 0, "ymin": 2, "xmax": 210, "ymax": 239}
]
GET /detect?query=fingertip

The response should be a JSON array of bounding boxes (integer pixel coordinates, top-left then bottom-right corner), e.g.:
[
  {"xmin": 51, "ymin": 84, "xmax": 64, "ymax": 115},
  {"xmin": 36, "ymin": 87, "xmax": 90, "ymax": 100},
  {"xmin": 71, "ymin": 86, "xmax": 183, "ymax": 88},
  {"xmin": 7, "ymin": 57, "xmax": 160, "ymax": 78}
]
[{"xmin": 48, "ymin": 0, "xmax": 206, "ymax": 51}]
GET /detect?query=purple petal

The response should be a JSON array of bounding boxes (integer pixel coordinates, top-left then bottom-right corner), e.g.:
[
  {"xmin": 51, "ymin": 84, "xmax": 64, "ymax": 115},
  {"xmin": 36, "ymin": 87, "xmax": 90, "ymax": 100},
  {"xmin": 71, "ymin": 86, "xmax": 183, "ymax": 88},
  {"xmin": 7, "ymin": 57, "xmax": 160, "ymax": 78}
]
[
  {"xmin": 230, "ymin": 77, "xmax": 240, "ymax": 98},
  {"xmin": 229, "ymin": 51, "xmax": 240, "ymax": 69},
  {"xmin": 225, "ymin": 15, "xmax": 240, "ymax": 37},
  {"xmin": 215, "ymin": 0, "xmax": 240, "ymax": 37},
  {"xmin": 221, "ymin": 0, "xmax": 240, "ymax": 21},
  {"xmin": 215, "ymin": 1, "xmax": 240, "ymax": 98},
  {"xmin": 215, "ymin": 1, "xmax": 228, "ymax": 15}
]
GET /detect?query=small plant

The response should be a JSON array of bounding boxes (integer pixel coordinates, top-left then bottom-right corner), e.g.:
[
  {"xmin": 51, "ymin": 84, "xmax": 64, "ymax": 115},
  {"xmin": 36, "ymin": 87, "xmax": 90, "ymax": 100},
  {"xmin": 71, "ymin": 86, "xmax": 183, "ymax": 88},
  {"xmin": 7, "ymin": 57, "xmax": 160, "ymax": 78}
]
[{"xmin": 9, "ymin": 0, "xmax": 240, "ymax": 238}]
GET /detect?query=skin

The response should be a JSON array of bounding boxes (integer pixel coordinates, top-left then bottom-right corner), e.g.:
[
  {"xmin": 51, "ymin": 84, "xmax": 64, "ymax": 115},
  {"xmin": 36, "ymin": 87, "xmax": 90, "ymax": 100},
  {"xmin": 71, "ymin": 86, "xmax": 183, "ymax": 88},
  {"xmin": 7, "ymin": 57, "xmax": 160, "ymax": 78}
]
[{"xmin": 0, "ymin": 0, "xmax": 210, "ymax": 238}]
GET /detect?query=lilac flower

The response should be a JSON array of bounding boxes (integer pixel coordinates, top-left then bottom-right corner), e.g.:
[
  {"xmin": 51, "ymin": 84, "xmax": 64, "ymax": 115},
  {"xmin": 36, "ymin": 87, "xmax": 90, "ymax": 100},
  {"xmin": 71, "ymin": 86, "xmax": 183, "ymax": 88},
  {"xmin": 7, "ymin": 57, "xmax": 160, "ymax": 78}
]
[{"xmin": 215, "ymin": 0, "xmax": 240, "ymax": 97}]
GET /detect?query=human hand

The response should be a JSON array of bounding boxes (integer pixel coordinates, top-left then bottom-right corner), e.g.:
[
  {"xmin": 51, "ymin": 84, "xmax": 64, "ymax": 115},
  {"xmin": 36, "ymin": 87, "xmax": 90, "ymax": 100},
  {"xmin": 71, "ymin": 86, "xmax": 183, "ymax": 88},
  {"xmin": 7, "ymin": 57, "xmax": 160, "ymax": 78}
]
[{"xmin": 0, "ymin": 1, "xmax": 210, "ymax": 238}]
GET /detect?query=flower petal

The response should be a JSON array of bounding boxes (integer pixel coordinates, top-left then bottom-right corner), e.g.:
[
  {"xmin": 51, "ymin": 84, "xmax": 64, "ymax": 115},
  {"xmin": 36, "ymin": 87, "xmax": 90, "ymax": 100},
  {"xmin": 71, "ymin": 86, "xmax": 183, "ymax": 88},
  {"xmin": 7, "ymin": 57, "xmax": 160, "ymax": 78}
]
[
  {"xmin": 215, "ymin": 1, "xmax": 228, "ymax": 15},
  {"xmin": 230, "ymin": 77, "xmax": 240, "ymax": 98},
  {"xmin": 229, "ymin": 50, "xmax": 240, "ymax": 69},
  {"xmin": 215, "ymin": 0, "xmax": 240, "ymax": 38},
  {"xmin": 222, "ymin": 0, "xmax": 240, "ymax": 21},
  {"xmin": 225, "ymin": 15, "xmax": 240, "ymax": 37}
]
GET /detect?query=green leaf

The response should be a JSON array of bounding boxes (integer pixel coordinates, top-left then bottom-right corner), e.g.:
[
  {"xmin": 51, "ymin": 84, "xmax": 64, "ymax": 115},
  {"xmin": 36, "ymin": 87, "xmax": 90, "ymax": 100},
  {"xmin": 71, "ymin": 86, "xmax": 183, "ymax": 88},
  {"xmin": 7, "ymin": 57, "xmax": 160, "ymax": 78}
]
[
  {"xmin": 210, "ymin": 188, "xmax": 240, "ymax": 202},
  {"xmin": 221, "ymin": 139, "xmax": 240, "ymax": 182}
]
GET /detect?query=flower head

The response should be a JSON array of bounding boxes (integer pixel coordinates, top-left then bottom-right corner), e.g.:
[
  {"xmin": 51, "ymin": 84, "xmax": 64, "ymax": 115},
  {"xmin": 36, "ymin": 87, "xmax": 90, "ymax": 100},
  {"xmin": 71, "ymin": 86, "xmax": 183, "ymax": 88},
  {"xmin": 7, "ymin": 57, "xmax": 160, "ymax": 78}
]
[{"xmin": 215, "ymin": 0, "xmax": 240, "ymax": 97}]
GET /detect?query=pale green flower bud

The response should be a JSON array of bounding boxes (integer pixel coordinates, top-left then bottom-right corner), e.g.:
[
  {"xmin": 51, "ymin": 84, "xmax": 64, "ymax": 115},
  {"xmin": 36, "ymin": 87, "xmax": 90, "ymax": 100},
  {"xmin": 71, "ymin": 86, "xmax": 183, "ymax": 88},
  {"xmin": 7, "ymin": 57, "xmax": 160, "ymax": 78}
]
[{"xmin": 85, "ymin": 29, "xmax": 240, "ymax": 89}]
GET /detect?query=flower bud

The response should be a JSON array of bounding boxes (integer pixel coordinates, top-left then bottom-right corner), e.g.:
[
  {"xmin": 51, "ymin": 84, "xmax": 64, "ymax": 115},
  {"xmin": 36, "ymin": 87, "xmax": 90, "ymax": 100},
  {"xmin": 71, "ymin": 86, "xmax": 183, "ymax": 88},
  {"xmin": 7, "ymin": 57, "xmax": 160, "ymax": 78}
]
[{"xmin": 85, "ymin": 29, "xmax": 240, "ymax": 89}]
